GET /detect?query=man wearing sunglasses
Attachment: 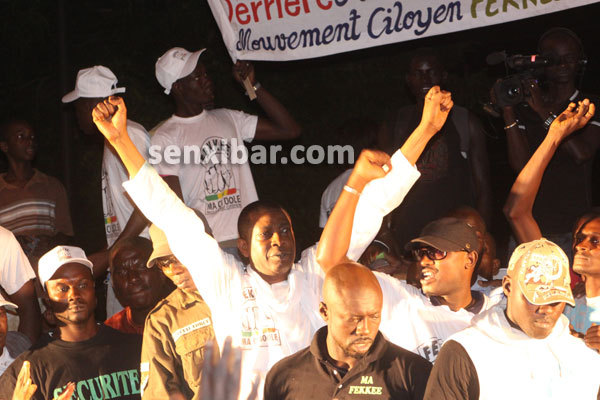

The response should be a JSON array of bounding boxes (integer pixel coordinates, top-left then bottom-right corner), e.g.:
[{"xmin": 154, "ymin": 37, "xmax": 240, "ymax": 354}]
[
  {"xmin": 140, "ymin": 224, "xmax": 215, "ymax": 400},
  {"xmin": 319, "ymin": 195, "xmax": 496, "ymax": 363}
]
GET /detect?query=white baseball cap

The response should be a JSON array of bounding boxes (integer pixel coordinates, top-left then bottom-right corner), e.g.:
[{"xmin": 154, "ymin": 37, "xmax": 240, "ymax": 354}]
[
  {"xmin": 38, "ymin": 246, "xmax": 94, "ymax": 289},
  {"xmin": 155, "ymin": 47, "xmax": 206, "ymax": 95},
  {"xmin": 0, "ymin": 293, "xmax": 17, "ymax": 309},
  {"xmin": 62, "ymin": 65, "xmax": 126, "ymax": 103}
]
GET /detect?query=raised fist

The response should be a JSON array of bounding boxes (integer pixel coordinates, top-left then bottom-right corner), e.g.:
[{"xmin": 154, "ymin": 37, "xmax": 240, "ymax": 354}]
[{"xmin": 92, "ymin": 96, "xmax": 128, "ymax": 142}]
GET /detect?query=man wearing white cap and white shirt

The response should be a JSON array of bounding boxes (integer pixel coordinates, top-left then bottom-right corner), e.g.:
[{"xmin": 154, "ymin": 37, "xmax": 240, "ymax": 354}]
[
  {"xmin": 0, "ymin": 245, "xmax": 142, "ymax": 400},
  {"xmin": 62, "ymin": 65, "xmax": 151, "ymax": 317},
  {"xmin": 424, "ymin": 239, "xmax": 600, "ymax": 399},
  {"xmin": 151, "ymin": 48, "xmax": 300, "ymax": 253},
  {"xmin": 0, "ymin": 225, "xmax": 40, "ymax": 344},
  {"xmin": 0, "ymin": 293, "xmax": 30, "ymax": 376}
]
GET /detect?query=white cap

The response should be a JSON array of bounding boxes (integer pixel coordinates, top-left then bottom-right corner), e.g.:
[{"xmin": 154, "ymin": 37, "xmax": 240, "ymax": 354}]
[
  {"xmin": 38, "ymin": 246, "xmax": 94, "ymax": 289},
  {"xmin": 155, "ymin": 47, "xmax": 206, "ymax": 95},
  {"xmin": 62, "ymin": 65, "xmax": 126, "ymax": 103},
  {"xmin": 0, "ymin": 293, "xmax": 17, "ymax": 309}
]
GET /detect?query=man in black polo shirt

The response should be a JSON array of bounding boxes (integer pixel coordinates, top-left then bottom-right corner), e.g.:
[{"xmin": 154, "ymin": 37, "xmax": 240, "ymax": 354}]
[{"xmin": 264, "ymin": 262, "xmax": 431, "ymax": 400}]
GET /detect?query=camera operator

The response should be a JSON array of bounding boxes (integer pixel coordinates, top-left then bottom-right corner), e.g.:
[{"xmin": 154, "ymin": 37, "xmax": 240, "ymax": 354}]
[{"xmin": 497, "ymin": 27, "xmax": 600, "ymax": 261}]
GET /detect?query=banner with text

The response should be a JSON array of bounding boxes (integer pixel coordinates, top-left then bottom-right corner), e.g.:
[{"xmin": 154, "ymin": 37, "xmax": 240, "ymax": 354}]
[{"xmin": 207, "ymin": 0, "xmax": 598, "ymax": 61}]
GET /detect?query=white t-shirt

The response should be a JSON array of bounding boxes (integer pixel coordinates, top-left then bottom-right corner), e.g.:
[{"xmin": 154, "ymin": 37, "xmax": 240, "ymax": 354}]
[
  {"xmin": 102, "ymin": 120, "xmax": 150, "ymax": 247},
  {"xmin": 376, "ymin": 272, "xmax": 496, "ymax": 363},
  {"xmin": 123, "ymin": 149, "xmax": 420, "ymax": 400},
  {"xmin": 151, "ymin": 109, "xmax": 259, "ymax": 243},
  {"xmin": 0, "ymin": 348, "xmax": 15, "ymax": 377},
  {"xmin": 0, "ymin": 226, "xmax": 36, "ymax": 295},
  {"xmin": 319, "ymin": 169, "xmax": 352, "ymax": 228}
]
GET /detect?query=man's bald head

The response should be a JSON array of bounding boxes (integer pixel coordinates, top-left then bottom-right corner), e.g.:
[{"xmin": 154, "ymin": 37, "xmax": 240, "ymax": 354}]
[
  {"xmin": 320, "ymin": 263, "xmax": 383, "ymax": 366},
  {"xmin": 323, "ymin": 262, "xmax": 383, "ymax": 307}
]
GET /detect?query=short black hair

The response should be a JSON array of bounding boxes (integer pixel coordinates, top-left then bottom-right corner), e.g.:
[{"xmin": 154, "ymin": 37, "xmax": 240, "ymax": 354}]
[
  {"xmin": 538, "ymin": 27, "xmax": 584, "ymax": 58},
  {"xmin": 109, "ymin": 236, "xmax": 153, "ymax": 272},
  {"xmin": 0, "ymin": 117, "xmax": 31, "ymax": 142},
  {"xmin": 237, "ymin": 200, "xmax": 289, "ymax": 242}
]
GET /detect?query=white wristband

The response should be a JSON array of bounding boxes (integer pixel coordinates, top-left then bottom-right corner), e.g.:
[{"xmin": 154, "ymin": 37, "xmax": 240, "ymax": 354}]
[{"xmin": 343, "ymin": 185, "xmax": 361, "ymax": 196}]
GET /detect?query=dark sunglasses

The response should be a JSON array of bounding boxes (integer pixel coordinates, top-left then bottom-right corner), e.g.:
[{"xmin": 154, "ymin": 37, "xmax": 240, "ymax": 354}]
[{"xmin": 413, "ymin": 246, "xmax": 447, "ymax": 261}]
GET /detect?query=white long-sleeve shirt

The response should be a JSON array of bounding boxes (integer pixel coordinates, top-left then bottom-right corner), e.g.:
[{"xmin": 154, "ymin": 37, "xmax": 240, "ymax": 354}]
[{"xmin": 123, "ymin": 150, "xmax": 420, "ymax": 400}]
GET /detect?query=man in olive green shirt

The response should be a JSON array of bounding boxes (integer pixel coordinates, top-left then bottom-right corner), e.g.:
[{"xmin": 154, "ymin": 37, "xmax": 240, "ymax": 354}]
[{"xmin": 140, "ymin": 225, "xmax": 216, "ymax": 399}]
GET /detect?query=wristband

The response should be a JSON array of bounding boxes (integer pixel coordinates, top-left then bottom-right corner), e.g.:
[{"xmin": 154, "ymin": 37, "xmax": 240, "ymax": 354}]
[
  {"xmin": 343, "ymin": 185, "xmax": 361, "ymax": 196},
  {"xmin": 503, "ymin": 121, "xmax": 518, "ymax": 130},
  {"xmin": 543, "ymin": 113, "xmax": 558, "ymax": 130},
  {"xmin": 245, "ymin": 81, "xmax": 261, "ymax": 97}
]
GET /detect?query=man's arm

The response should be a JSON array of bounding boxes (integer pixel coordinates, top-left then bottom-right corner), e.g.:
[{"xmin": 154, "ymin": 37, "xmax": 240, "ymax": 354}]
[
  {"xmin": 467, "ymin": 113, "xmax": 493, "ymax": 227},
  {"xmin": 232, "ymin": 61, "xmax": 300, "ymax": 141},
  {"xmin": 423, "ymin": 340, "xmax": 479, "ymax": 400},
  {"xmin": 317, "ymin": 86, "xmax": 453, "ymax": 272},
  {"xmin": 8, "ymin": 280, "xmax": 41, "ymax": 344},
  {"xmin": 501, "ymin": 105, "xmax": 531, "ymax": 172},
  {"xmin": 92, "ymin": 97, "xmax": 229, "ymax": 307},
  {"xmin": 504, "ymin": 100, "xmax": 595, "ymax": 243}
]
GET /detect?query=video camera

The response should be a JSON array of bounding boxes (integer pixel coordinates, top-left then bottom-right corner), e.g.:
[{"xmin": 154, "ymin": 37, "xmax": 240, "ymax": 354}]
[{"xmin": 488, "ymin": 52, "xmax": 553, "ymax": 108}]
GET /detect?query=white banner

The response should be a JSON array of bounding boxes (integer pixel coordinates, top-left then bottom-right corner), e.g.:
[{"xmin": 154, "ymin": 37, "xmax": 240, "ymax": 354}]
[{"xmin": 207, "ymin": 0, "xmax": 598, "ymax": 61}]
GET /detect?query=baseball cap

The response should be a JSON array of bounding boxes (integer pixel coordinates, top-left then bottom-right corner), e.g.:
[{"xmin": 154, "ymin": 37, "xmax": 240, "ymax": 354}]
[
  {"xmin": 62, "ymin": 66, "xmax": 126, "ymax": 103},
  {"xmin": 147, "ymin": 224, "xmax": 172, "ymax": 267},
  {"xmin": 155, "ymin": 47, "xmax": 206, "ymax": 95},
  {"xmin": 507, "ymin": 238, "xmax": 575, "ymax": 306},
  {"xmin": 407, "ymin": 217, "xmax": 479, "ymax": 252},
  {"xmin": 0, "ymin": 293, "xmax": 17, "ymax": 309},
  {"xmin": 38, "ymin": 246, "xmax": 94, "ymax": 289}
]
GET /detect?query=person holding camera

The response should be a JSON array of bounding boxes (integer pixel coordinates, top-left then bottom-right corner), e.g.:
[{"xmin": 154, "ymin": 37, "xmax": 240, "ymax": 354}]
[{"xmin": 499, "ymin": 28, "xmax": 600, "ymax": 260}]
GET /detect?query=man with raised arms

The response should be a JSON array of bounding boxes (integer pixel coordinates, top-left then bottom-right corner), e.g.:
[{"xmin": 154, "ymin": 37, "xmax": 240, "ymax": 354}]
[
  {"xmin": 90, "ymin": 87, "xmax": 449, "ymax": 399},
  {"xmin": 318, "ymin": 87, "xmax": 499, "ymax": 362}
]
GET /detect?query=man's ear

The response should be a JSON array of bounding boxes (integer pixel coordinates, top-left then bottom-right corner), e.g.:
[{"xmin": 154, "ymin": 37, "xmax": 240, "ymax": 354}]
[
  {"xmin": 502, "ymin": 275, "xmax": 512, "ymax": 297},
  {"xmin": 465, "ymin": 251, "xmax": 478, "ymax": 270},
  {"xmin": 319, "ymin": 301, "xmax": 329, "ymax": 322},
  {"xmin": 0, "ymin": 141, "xmax": 8, "ymax": 154},
  {"xmin": 238, "ymin": 238, "xmax": 250, "ymax": 258}
]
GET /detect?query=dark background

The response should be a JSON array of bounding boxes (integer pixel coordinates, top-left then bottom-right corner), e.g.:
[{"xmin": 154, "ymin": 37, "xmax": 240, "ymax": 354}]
[{"xmin": 1, "ymin": 1, "xmax": 599, "ymax": 263}]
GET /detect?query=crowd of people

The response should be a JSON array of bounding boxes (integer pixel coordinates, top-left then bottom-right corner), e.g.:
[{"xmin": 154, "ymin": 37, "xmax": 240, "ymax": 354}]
[{"xmin": 0, "ymin": 26, "xmax": 599, "ymax": 400}]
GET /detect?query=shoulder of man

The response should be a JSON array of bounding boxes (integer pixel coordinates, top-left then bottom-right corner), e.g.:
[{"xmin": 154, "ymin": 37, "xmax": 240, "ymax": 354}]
[{"xmin": 265, "ymin": 346, "xmax": 313, "ymax": 387}]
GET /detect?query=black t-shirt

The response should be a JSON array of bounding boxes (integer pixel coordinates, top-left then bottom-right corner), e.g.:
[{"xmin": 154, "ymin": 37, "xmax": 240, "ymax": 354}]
[
  {"xmin": 423, "ymin": 340, "xmax": 479, "ymax": 400},
  {"xmin": 515, "ymin": 91, "xmax": 600, "ymax": 234},
  {"xmin": 0, "ymin": 325, "xmax": 142, "ymax": 400},
  {"xmin": 264, "ymin": 327, "xmax": 432, "ymax": 400},
  {"xmin": 387, "ymin": 105, "xmax": 475, "ymax": 248}
]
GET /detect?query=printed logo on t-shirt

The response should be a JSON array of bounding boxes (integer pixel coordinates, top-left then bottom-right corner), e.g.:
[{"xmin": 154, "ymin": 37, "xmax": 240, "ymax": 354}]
[
  {"xmin": 240, "ymin": 283, "xmax": 282, "ymax": 349},
  {"xmin": 417, "ymin": 337, "xmax": 443, "ymax": 362},
  {"xmin": 52, "ymin": 369, "xmax": 140, "ymax": 399},
  {"xmin": 200, "ymin": 137, "xmax": 242, "ymax": 215},
  {"xmin": 347, "ymin": 376, "xmax": 384, "ymax": 395}
]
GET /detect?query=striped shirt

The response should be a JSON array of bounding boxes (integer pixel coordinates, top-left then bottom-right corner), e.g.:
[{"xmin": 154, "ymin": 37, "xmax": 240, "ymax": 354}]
[{"xmin": 0, "ymin": 169, "xmax": 73, "ymax": 237}]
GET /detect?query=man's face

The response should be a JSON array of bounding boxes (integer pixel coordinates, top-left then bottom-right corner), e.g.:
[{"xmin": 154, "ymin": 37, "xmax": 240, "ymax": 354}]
[
  {"xmin": 0, "ymin": 307, "xmax": 7, "ymax": 351},
  {"xmin": 74, "ymin": 97, "xmax": 103, "ymax": 136},
  {"xmin": 175, "ymin": 62, "xmax": 215, "ymax": 109},
  {"xmin": 46, "ymin": 263, "xmax": 96, "ymax": 325},
  {"xmin": 504, "ymin": 275, "xmax": 565, "ymax": 339},
  {"xmin": 242, "ymin": 209, "xmax": 296, "ymax": 283},
  {"xmin": 406, "ymin": 55, "xmax": 445, "ymax": 100},
  {"xmin": 540, "ymin": 35, "xmax": 581, "ymax": 84},
  {"xmin": 573, "ymin": 218, "xmax": 600, "ymax": 277},
  {"xmin": 417, "ymin": 246, "xmax": 472, "ymax": 297},
  {"xmin": 479, "ymin": 233, "xmax": 501, "ymax": 281},
  {"xmin": 112, "ymin": 247, "xmax": 165, "ymax": 311},
  {"xmin": 1, "ymin": 121, "xmax": 36, "ymax": 162},
  {"xmin": 155, "ymin": 255, "xmax": 197, "ymax": 291},
  {"xmin": 322, "ymin": 287, "xmax": 382, "ymax": 360}
]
